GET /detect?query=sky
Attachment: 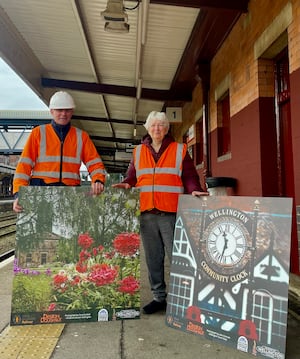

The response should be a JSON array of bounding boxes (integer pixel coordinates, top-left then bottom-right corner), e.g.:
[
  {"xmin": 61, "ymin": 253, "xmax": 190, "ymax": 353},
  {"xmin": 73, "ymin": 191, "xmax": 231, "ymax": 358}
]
[
  {"xmin": 0, "ymin": 57, "xmax": 48, "ymax": 110},
  {"xmin": 0, "ymin": 57, "xmax": 89, "ymax": 171}
]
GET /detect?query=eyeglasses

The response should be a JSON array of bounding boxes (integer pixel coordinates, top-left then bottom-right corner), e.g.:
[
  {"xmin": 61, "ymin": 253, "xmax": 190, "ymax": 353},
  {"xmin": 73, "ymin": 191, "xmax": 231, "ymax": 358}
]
[
  {"xmin": 54, "ymin": 109, "xmax": 73, "ymax": 113},
  {"xmin": 150, "ymin": 123, "xmax": 165, "ymax": 128}
]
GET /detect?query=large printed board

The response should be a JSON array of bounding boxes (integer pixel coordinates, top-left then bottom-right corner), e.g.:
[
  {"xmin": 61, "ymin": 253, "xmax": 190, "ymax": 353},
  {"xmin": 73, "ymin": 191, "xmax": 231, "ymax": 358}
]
[
  {"xmin": 166, "ymin": 195, "xmax": 293, "ymax": 359},
  {"xmin": 11, "ymin": 186, "xmax": 140, "ymax": 325}
]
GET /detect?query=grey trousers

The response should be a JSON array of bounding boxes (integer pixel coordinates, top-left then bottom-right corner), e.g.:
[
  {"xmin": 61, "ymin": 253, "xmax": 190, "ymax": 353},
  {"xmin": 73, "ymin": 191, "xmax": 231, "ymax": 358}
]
[{"xmin": 140, "ymin": 212, "xmax": 176, "ymax": 302}]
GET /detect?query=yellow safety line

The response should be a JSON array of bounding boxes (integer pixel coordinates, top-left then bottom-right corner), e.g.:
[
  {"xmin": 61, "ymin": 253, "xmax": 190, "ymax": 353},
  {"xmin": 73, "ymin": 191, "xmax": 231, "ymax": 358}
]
[{"xmin": 0, "ymin": 324, "xmax": 65, "ymax": 359}]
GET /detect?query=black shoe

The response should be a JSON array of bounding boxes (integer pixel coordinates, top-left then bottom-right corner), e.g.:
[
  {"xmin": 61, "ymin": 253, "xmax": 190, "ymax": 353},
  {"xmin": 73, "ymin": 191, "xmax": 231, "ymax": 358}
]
[{"xmin": 143, "ymin": 300, "xmax": 167, "ymax": 314}]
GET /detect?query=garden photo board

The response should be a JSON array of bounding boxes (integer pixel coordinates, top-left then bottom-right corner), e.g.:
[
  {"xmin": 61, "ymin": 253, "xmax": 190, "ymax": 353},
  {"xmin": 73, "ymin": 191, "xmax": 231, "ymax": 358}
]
[
  {"xmin": 166, "ymin": 195, "xmax": 293, "ymax": 359},
  {"xmin": 11, "ymin": 186, "xmax": 140, "ymax": 325}
]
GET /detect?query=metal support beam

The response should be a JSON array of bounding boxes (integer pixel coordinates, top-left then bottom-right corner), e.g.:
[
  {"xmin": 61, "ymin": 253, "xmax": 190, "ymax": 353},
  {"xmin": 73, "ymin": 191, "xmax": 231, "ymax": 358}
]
[
  {"xmin": 149, "ymin": 0, "xmax": 249, "ymax": 11},
  {"xmin": 41, "ymin": 78, "xmax": 192, "ymax": 102},
  {"xmin": 0, "ymin": 117, "xmax": 144, "ymax": 128},
  {"xmin": 91, "ymin": 135, "xmax": 140, "ymax": 145},
  {"xmin": 0, "ymin": 119, "xmax": 50, "ymax": 127}
]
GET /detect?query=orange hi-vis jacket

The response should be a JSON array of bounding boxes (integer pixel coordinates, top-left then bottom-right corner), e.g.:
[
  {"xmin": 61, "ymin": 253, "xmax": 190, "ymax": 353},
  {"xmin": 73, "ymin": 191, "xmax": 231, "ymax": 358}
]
[
  {"xmin": 134, "ymin": 142, "xmax": 186, "ymax": 212},
  {"xmin": 13, "ymin": 124, "xmax": 106, "ymax": 194}
]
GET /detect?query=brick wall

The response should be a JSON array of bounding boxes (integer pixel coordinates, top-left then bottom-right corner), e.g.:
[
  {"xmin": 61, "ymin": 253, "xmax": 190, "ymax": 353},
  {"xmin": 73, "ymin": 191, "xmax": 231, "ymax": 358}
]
[
  {"xmin": 210, "ymin": 0, "xmax": 297, "ymax": 129},
  {"xmin": 174, "ymin": 0, "xmax": 300, "ymax": 273},
  {"xmin": 173, "ymin": 0, "xmax": 300, "ymax": 142}
]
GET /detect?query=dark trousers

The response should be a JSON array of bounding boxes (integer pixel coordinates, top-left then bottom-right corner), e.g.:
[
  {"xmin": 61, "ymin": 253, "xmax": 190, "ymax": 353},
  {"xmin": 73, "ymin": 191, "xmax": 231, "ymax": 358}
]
[{"xmin": 140, "ymin": 212, "xmax": 176, "ymax": 302}]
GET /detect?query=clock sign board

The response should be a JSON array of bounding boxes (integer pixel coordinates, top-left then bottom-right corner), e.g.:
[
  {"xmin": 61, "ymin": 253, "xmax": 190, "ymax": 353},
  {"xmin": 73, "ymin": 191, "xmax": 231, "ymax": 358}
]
[{"xmin": 166, "ymin": 195, "xmax": 293, "ymax": 359}]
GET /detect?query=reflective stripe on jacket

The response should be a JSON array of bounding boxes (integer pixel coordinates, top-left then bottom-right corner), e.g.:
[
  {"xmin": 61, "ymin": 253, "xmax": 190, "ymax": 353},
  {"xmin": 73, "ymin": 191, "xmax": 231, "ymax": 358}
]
[
  {"xmin": 134, "ymin": 142, "xmax": 186, "ymax": 212},
  {"xmin": 13, "ymin": 124, "xmax": 106, "ymax": 193}
]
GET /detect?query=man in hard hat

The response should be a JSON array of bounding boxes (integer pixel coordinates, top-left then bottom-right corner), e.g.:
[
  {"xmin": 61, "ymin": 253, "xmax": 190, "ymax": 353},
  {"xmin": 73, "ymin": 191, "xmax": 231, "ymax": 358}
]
[{"xmin": 12, "ymin": 91, "xmax": 106, "ymax": 212}]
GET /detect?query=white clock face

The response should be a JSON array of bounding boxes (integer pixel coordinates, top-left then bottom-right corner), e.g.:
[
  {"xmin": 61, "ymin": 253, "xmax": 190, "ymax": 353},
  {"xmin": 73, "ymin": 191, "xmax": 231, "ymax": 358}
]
[
  {"xmin": 207, "ymin": 221, "xmax": 247, "ymax": 266},
  {"xmin": 202, "ymin": 215, "xmax": 252, "ymax": 274}
]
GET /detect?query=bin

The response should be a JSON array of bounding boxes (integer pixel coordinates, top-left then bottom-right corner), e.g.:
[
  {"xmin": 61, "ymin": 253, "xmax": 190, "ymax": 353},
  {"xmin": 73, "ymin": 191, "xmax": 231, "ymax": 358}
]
[{"xmin": 205, "ymin": 177, "xmax": 237, "ymax": 196}]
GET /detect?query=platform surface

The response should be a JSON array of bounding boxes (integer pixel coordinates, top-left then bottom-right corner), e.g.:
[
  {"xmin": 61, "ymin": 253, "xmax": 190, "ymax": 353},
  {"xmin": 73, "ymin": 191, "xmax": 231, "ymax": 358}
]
[{"xmin": 1, "ymin": 253, "xmax": 300, "ymax": 359}]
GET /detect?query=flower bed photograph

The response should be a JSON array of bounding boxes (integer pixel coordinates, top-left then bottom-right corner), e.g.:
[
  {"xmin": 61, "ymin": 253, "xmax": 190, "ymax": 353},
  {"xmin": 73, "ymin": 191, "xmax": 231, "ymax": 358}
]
[{"xmin": 11, "ymin": 186, "xmax": 140, "ymax": 325}]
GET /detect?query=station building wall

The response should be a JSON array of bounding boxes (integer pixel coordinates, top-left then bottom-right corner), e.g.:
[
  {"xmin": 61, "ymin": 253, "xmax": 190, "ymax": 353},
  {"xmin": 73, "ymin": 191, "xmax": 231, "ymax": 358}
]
[{"xmin": 172, "ymin": 0, "xmax": 300, "ymax": 273}]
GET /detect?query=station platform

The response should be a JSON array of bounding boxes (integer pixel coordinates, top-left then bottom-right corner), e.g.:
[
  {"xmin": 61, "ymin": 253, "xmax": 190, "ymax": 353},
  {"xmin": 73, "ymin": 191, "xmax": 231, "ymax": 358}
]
[{"xmin": 1, "ymin": 252, "xmax": 300, "ymax": 359}]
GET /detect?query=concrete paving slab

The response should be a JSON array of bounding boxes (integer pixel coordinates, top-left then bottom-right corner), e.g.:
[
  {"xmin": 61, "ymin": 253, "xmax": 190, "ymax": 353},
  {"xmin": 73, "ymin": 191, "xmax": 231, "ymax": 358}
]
[
  {"xmin": 0, "ymin": 258, "xmax": 13, "ymax": 332},
  {"xmin": 285, "ymin": 314, "xmax": 300, "ymax": 359},
  {"xmin": 123, "ymin": 312, "xmax": 250, "ymax": 359},
  {"xmin": 51, "ymin": 321, "xmax": 122, "ymax": 359},
  {"xmin": 1, "ymin": 249, "xmax": 300, "ymax": 359}
]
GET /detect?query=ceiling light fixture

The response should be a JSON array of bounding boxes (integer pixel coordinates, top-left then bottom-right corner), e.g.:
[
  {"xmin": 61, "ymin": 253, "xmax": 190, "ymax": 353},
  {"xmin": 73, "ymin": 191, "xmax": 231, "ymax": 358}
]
[{"xmin": 101, "ymin": 0, "xmax": 129, "ymax": 33}]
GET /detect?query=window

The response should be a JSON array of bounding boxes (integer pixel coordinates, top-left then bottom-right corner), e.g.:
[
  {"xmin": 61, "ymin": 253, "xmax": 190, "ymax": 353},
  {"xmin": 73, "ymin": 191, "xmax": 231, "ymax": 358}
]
[
  {"xmin": 26, "ymin": 253, "xmax": 32, "ymax": 266},
  {"xmin": 195, "ymin": 118, "xmax": 204, "ymax": 165},
  {"xmin": 217, "ymin": 91, "xmax": 231, "ymax": 157},
  {"xmin": 252, "ymin": 290, "xmax": 287, "ymax": 346},
  {"xmin": 41, "ymin": 253, "xmax": 47, "ymax": 265},
  {"xmin": 184, "ymin": 127, "xmax": 195, "ymax": 162}
]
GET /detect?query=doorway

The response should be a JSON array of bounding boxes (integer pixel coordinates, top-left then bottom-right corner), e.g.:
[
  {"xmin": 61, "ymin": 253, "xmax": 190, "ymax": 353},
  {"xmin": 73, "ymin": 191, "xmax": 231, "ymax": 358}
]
[
  {"xmin": 275, "ymin": 48, "xmax": 295, "ymax": 198},
  {"xmin": 275, "ymin": 48, "xmax": 299, "ymax": 273}
]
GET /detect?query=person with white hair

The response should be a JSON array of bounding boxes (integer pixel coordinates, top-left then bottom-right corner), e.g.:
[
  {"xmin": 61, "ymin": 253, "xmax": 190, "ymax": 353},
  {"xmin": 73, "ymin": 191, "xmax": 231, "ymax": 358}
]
[
  {"xmin": 113, "ymin": 111, "xmax": 208, "ymax": 314},
  {"xmin": 13, "ymin": 91, "xmax": 106, "ymax": 212}
]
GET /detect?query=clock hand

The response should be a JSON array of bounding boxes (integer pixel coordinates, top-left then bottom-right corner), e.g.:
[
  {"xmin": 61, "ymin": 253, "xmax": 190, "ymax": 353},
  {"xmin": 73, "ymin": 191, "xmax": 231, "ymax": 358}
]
[{"xmin": 220, "ymin": 231, "xmax": 228, "ymax": 258}]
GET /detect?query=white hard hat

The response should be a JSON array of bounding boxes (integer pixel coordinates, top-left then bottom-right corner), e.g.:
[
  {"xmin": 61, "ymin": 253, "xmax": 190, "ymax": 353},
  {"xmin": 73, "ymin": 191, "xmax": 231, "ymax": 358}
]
[{"xmin": 49, "ymin": 91, "xmax": 75, "ymax": 109}]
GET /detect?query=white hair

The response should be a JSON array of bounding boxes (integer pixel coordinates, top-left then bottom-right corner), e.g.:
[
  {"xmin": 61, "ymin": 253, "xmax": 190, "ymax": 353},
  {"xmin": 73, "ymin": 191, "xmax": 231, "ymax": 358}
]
[{"xmin": 143, "ymin": 111, "xmax": 170, "ymax": 131}]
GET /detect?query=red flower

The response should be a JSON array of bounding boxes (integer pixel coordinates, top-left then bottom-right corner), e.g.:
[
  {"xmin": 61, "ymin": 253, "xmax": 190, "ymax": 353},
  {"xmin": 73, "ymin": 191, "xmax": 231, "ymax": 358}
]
[
  {"xmin": 79, "ymin": 250, "xmax": 91, "ymax": 262},
  {"xmin": 76, "ymin": 262, "xmax": 88, "ymax": 273},
  {"xmin": 104, "ymin": 250, "xmax": 115, "ymax": 259},
  {"xmin": 92, "ymin": 247, "xmax": 98, "ymax": 256},
  {"xmin": 113, "ymin": 233, "xmax": 140, "ymax": 256},
  {"xmin": 53, "ymin": 273, "xmax": 68, "ymax": 289},
  {"xmin": 92, "ymin": 245, "xmax": 104, "ymax": 256},
  {"xmin": 78, "ymin": 233, "xmax": 94, "ymax": 249},
  {"xmin": 118, "ymin": 276, "xmax": 139, "ymax": 294},
  {"xmin": 88, "ymin": 264, "xmax": 118, "ymax": 286},
  {"xmin": 91, "ymin": 263, "xmax": 116, "ymax": 271},
  {"xmin": 48, "ymin": 303, "xmax": 56, "ymax": 311},
  {"xmin": 71, "ymin": 276, "xmax": 81, "ymax": 285}
]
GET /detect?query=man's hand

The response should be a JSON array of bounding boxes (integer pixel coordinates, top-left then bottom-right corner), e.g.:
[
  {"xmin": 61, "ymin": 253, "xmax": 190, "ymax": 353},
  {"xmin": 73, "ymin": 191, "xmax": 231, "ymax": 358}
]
[
  {"xmin": 112, "ymin": 183, "xmax": 131, "ymax": 189},
  {"xmin": 13, "ymin": 198, "xmax": 23, "ymax": 213},
  {"xmin": 91, "ymin": 182, "xmax": 104, "ymax": 196}
]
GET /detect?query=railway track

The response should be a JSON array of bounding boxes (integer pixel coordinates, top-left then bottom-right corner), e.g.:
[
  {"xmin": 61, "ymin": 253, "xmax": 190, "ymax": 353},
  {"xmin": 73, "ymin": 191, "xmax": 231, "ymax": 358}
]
[{"xmin": 0, "ymin": 200, "xmax": 16, "ymax": 262}]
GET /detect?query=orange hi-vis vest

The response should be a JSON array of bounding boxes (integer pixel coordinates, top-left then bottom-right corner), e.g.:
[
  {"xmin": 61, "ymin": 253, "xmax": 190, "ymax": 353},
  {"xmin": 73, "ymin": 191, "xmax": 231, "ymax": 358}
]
[
  {"xmin": 134, "ymin": 142, "xmax": 186, "ymax": 212},
  {"xmin": 13, "ymin": 124, "xmax": 106, "ymax": 194}
]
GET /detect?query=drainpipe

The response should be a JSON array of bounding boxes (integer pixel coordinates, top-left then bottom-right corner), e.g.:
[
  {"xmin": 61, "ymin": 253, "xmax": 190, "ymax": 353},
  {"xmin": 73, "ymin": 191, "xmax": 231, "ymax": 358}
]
[{"xmin": 196, "ymin": 61, "xmax": 211, "ymax": 179}]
